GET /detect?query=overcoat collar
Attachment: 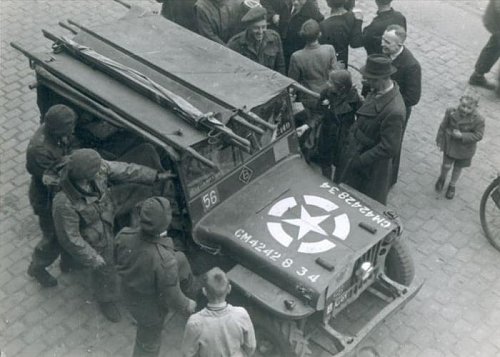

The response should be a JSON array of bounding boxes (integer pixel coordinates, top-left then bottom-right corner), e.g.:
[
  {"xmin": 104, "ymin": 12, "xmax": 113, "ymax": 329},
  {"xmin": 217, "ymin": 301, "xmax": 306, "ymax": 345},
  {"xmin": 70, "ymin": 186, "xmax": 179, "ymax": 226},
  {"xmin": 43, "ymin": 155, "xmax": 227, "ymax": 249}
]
[{"xmin": 357, "ymin": 81, "xmax": 401, "ymax": 115}]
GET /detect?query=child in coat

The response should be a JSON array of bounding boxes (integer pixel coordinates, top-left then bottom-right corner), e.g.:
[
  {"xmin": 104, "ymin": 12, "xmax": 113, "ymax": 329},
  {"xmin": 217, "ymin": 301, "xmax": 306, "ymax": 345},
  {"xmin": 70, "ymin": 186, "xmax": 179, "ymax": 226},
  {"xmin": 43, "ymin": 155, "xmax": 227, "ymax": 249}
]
[{"xmin": 435, "ymin": 92, "xmax": 485, "ymax": 199}]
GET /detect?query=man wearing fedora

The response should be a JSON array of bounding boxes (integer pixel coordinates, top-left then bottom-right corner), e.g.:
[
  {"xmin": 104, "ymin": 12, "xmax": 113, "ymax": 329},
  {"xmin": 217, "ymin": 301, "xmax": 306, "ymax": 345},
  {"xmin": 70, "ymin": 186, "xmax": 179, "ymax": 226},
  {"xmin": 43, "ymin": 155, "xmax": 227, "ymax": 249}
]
[
  {"xmin": 339, "ymin": 54, "xmax": 406, "ymax": 205},
  {"xmin": 228, "ymin": 6, "xmax": 286, "ymax": 74}
]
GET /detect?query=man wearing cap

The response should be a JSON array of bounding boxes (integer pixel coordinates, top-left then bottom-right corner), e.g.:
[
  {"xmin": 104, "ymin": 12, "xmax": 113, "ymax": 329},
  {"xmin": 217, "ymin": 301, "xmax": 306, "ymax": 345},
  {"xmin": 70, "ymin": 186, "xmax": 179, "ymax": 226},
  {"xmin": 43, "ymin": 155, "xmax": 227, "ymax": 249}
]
[
  {"xmin": 52, "ymin": 149, "xmax": 173, "ymax": 322},
  {"xmin": 339, "ymin": 54, "xmax": 406, "ymax": 204},
  {"xmin": 26, "ymin": 104, "xmax": 79, "ymax": 287},
  {"xmin": 362, "ymin": 0, "xmax": 406, "ymax": 56},
  {"xmin": 228, "ymin": 6, "xmax": 286, "ymax": 74},
  {"xmin": 115, "ymin": 197, "xmax": 197, "ymax": 357}
]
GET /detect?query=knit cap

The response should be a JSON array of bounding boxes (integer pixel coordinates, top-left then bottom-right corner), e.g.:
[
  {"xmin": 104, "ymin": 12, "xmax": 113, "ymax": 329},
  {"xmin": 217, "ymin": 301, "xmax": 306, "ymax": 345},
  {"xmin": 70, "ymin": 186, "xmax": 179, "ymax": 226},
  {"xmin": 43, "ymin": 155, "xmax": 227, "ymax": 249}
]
[{"xmin": 140, "ymin": 197, "xmax": 172, "ymax": 236}]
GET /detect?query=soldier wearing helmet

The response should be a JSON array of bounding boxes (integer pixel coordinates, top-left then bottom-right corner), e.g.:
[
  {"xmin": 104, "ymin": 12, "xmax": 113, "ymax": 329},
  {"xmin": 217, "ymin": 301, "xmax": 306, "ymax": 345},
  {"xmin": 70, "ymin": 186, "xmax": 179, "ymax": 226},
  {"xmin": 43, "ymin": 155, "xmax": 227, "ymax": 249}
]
[
  {"xmin": 26, "ymin": 104, "xmax": 79, "ymax": 288},
  {"xmin": 52, "ymin": 148, "xmax": 173, "ymax": 322}
]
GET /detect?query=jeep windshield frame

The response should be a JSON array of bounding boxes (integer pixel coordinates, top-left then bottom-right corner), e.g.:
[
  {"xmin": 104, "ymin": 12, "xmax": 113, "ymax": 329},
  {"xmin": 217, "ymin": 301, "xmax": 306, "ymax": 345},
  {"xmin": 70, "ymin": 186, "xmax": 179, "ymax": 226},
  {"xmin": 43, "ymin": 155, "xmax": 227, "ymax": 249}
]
[{"xmin": 180, "ymin": 90, "xmax": 294, "ymax": 198}]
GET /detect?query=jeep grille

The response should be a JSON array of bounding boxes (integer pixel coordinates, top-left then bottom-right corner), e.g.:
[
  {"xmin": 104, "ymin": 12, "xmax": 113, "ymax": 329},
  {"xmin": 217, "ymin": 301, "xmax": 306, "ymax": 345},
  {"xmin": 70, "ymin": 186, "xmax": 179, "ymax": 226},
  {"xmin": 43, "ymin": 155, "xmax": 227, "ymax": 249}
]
[{"xmin": 329, "ymin": 241, "xmax": 383, "ymax": 317}]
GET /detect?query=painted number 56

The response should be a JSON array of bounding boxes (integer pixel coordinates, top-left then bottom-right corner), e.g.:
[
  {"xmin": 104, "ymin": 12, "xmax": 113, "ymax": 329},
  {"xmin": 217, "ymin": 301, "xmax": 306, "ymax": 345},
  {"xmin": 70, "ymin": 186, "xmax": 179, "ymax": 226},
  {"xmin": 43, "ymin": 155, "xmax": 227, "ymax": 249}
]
[{"xmin": 202, "ymin": 189, "xmax": 219, "ymax": 211}]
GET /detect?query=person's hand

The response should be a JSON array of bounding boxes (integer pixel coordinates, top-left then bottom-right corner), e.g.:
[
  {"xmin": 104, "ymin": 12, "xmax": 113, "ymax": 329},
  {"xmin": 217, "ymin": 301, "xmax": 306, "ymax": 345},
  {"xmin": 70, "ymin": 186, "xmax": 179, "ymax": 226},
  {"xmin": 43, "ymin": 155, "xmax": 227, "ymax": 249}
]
[
  {"xmin": 353, "ymin": 9, "xmax": 363, "ymax": 21},
  {"xmin": 94, "ymin": 255, "xmax": 106, "ymax": 269},
  {"xmin": 321, "ymin": 99, "xmax": 330, "ymax": 106},
  {"xmin": 451, "ymin": 129, "xmax": 463, "ymax": 139},
  {"xmin": 296, "ymin": 124, "xmax": 310, "ymax": 137},
  {"xmin": 186, "ymin": 299, "xmax": 197, "ymax": 315},
  {"xmin": 156, "ymin": 171, "xmax": 176, "ymax": 181},
  {"xmin": 335, "ymin": 60, "xmax": 346, "ymax": 70},
  {"xmin": 272, "ymin": 14, "xmax": 280, "ymax": 25}
]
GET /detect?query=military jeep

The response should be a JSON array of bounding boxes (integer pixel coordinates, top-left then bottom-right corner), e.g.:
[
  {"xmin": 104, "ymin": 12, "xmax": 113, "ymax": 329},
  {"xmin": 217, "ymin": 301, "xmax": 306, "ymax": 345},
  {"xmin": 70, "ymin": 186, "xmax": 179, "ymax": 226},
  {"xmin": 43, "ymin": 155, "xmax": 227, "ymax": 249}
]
[{"xmin": 12, "ymin": 5, "xmax": 422, "ymax": 356}]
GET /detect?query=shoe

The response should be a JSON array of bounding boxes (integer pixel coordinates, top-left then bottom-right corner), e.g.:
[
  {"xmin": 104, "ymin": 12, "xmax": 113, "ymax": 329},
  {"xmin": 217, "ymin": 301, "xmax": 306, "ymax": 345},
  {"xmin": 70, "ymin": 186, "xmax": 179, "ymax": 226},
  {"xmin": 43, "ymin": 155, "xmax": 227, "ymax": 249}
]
[
  {"xmin": 435, "ymin": 177, "xmax": 445, "ymax": 192},
  {"xmin": 445, "ymin": 185, "xmax": 455, "ymax": 199},
  {"xmin": 28, "ymin": 264, "xmax": 58, "ymax": 287},
  {"xmin": 468, "ymin": 73, "xmax": 496, "ymax": 90},
  {"xmin": 98, "ymin": 302, "xmax": 122, "ymax": 323}
]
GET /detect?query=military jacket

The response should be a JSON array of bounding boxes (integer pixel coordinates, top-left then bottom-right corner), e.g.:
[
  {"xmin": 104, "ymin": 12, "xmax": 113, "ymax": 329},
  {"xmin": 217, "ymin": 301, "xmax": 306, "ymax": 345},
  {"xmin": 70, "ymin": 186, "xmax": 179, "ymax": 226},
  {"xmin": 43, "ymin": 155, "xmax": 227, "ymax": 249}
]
[
  {"xmin": 52, "ymin": 160, "xmax": 157, "ymax": 268},
  {"xmin": 115, "ymin": 227, "xmax": 191, "ymax": 312},
  {"xmin": 26, "ymin": 125, "xmax": 77, "ymax": 212},
  {"xmin": 227, "ymin": 29, "xmax": 286, "ymax": 74}
]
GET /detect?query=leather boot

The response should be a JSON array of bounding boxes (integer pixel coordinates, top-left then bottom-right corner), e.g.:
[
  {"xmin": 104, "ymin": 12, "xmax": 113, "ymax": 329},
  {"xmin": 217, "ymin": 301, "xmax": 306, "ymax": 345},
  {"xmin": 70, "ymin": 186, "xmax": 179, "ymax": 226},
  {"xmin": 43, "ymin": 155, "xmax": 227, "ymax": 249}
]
[
  {"xmin": 28, "ymin": 264, "xmax": 58, "ymax": 287},
  {"xmin": 98, "ymin": 301, "xmax": 122, "ymax": 323}
]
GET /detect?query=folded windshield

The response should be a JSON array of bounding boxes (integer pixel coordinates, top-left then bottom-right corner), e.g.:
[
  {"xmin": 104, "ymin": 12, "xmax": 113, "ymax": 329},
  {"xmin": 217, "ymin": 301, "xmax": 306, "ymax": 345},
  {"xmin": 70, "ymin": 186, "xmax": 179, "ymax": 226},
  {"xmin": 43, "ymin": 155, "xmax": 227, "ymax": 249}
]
[{"xmin": 182, "ymin": 91, "xmax": 293, "ymax": 197}]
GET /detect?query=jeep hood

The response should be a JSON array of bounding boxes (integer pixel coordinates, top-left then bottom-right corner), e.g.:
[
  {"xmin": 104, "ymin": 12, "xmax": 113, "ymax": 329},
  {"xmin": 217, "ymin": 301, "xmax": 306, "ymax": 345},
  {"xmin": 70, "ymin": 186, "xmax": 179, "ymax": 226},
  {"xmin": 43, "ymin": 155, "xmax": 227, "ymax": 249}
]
[{"xmin": 193, "ymin": 156, "xmax": 396, "ymax": 307}]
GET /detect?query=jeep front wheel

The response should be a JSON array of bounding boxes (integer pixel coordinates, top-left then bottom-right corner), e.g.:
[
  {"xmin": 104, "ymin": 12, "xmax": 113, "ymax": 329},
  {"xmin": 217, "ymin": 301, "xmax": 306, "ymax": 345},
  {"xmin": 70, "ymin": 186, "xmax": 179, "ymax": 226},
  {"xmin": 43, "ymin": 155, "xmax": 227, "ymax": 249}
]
[
  {"xmin": 252, "ymin": 310, "xmax": 312, "ymax": 357},
  {"xmin": 384, "ymin": 238, "xmax": 415, "ymax": 286}
]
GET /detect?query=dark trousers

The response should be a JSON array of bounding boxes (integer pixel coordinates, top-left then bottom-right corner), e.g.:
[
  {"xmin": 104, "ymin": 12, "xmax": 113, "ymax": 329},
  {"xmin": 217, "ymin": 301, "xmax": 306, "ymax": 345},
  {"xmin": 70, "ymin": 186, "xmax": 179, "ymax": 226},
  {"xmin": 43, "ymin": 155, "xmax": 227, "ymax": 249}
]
[
  {"xmin": 123, "ymin": 251, "xmax": 194, "ymax": 357},
  {"xmin": 124, "ymin": 291, "xmax": 166, "ymax": 357},
  {"xmin": 29, "ymin": 178, "xmax": 73, "ymax": 269},
  {"xmin": 475, "ymin": 33, "xmax": 500, "ymax": 74},
  {"xmin": 391, "ymin": 106, "xmax": 412, "ymax": 187},
  {"xmin": 31, "ymin": 208, "xmax": 73, "ymax": 269}
]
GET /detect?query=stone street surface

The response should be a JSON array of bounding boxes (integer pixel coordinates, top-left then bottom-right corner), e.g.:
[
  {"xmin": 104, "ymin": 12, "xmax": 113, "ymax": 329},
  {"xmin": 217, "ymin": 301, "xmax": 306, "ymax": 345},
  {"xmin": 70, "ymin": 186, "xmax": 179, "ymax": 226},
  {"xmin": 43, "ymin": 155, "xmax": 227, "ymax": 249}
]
[{"xmin": 1, "ymin": 0, "xmax": 499, "ymax": 356}]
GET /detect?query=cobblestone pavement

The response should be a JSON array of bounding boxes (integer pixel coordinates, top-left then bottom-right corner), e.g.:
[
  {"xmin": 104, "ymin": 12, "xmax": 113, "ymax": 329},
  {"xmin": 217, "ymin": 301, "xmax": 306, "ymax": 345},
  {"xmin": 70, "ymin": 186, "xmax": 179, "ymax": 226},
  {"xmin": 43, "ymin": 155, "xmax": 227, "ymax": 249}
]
[{"xmin": 1, "ymin": 1, "xmax": 499, "ymax": 356}]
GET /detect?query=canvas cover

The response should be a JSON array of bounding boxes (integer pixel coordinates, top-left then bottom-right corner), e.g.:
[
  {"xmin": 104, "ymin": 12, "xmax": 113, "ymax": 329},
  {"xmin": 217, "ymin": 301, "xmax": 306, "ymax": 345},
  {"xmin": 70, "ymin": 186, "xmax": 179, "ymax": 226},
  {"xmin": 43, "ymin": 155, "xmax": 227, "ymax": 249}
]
[{"xmin": 73, "ymin": 11, "xmax": 294, "ymax": 112}]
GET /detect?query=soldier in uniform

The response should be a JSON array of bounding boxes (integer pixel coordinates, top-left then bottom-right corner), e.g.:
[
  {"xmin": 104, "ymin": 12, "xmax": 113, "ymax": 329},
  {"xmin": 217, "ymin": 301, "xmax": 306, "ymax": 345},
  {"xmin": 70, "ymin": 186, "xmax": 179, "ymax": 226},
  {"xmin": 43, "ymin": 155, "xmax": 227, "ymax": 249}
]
[
  {"xmin": 227, "ymin": 6, "xmax": 286, "ymax": 74},
  {"xmin": 26, "ymin": 104, "xmax": 78, "ymax": 287},
  {"xmin": 115, "ymin": 197, "xmax": 197, "ymax": 357},
  {"xmin": 52, "ymin": 149, "xmax": 173, "ymax": 322}
]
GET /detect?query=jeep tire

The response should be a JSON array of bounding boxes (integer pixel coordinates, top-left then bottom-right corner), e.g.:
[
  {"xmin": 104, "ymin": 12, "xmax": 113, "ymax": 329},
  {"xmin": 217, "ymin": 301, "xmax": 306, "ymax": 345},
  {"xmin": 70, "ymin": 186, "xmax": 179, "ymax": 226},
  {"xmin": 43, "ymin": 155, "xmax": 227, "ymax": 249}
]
[
  {"xmin": 251, "ymin": 309, "xmax": 312, "ymax": 357},
  {"xmin": 384, "ymin": 238, "xmax": 415, "ymax": 286}
]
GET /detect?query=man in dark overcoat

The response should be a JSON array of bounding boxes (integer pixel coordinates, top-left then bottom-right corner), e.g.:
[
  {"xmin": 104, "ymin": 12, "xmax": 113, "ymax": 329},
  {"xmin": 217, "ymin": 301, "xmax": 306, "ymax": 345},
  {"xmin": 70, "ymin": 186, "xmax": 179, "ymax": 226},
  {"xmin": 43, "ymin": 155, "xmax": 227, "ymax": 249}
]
[
  {"xmin": 115, "ymin": 197, "xmax": 197, "ymax": 357},
  {"xmin": 261, "ymin": 0, "xmax": 293, "ymax": 38},
  {"xmin": 381, "ymin": 24, "xmax": 421, "ymax": 186},
  {"xmin": 158, "ymin": 0, "xmax": 197, "ymax": 32},
  {"xmin": 340, "ymin": 54, "xmax": 406, "ymax": 204},
  {"xmin": 227, "ymin": 6, "xmax": 286, "ymax": 74},
  {"xmin": 26, "ymin": 104, "xmax": 79, "ymax": 287},
  {"xmin": 468, "ymin": 0, "xmax": 500, "ymax": 94},
  {"xmin": 362, "ymin": 0, "xmax": 406, "ymax": 56},
  {"xmin": 194, "ymin": 0, "xmax": 243, "ymax": 45}
]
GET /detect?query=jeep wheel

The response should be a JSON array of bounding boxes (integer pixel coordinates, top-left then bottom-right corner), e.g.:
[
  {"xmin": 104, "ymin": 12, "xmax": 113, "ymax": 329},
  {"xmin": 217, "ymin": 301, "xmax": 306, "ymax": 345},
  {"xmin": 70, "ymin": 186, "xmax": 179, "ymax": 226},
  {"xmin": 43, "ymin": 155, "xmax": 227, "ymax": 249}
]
[
  {"xmin": 384, "ymin": 238, "xmax": 415, "ymax": 286},
  {"xmin": 252, "ymin": 311, "xmax": 312, "ymax": 357}
]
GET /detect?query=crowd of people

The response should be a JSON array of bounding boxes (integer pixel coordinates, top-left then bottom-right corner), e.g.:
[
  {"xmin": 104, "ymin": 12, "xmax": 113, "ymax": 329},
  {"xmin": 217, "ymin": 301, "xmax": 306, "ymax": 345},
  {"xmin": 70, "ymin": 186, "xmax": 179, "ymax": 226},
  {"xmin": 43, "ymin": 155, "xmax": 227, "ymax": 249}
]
[
  {"xmin": 160, "ymin": 0, "xmax": 423, "ymax": 205},
  {"xmin": 23, "ymin": 0, "xmax": 497, "ymax": 356}
]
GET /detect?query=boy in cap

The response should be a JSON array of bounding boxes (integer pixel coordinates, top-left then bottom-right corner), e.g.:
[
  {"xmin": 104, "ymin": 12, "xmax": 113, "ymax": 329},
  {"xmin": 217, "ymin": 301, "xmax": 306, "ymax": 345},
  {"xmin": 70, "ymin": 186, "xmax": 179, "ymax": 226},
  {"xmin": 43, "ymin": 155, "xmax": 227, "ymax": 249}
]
[
  {"xmin": 26, "ymin": 104, "xmax": 79, "ymax": 287},
  {"xmin": 52, "ymin": 149, "xmax": 173, "ymax": 322},
  {"xmin": 182, "ymin": 267, "xmax": 256, "ymax": 357},
  {"xmin": 228, "ymin": 5, "xmax": 286, "ymax": 74},
  {"xmin": 115, "ymin": 197, "xmax": 197, "ymax": 357}
]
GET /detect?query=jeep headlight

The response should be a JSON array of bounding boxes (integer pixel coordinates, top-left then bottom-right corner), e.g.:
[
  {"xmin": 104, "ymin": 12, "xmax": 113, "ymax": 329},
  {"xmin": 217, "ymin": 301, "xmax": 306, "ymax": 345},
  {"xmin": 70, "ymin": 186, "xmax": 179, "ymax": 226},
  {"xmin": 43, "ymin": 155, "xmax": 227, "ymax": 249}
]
[{"xmin": 356, "ymin": 261, "xmax": 374, "ymax": 281}]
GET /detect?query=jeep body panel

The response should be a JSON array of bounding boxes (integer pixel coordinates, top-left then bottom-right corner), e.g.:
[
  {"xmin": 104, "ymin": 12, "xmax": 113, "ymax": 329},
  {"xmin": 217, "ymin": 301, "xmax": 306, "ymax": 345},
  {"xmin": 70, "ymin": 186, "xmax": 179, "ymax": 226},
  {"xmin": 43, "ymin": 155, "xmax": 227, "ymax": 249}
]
[{"xmin": 193, "ymin": 155, "xmax": 397, "ymax": 308}]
